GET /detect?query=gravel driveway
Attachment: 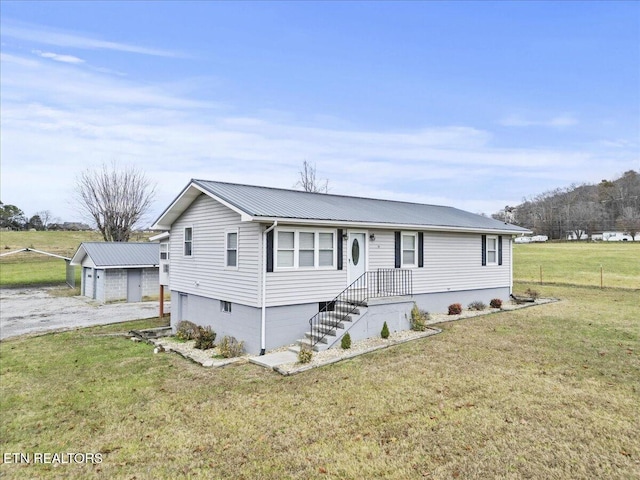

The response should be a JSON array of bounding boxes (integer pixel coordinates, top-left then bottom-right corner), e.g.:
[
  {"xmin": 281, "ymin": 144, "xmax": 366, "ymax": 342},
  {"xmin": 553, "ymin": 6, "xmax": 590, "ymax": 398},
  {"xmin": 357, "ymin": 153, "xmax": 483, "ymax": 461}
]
[{"xmin": 0, "ymin": 287, "xmax": 168, "ymax": 340}]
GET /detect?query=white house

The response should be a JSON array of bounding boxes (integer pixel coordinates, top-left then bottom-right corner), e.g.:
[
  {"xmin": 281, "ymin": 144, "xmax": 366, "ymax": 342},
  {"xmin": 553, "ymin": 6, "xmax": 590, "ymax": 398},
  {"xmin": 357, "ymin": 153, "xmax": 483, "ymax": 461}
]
[
  {"xmin": 152, "ymin": 179, "xmax": 530, "ymax": 354},
  {"xmin": 70, "ymin": 242, "xmax": 160, "ymax": 303}
]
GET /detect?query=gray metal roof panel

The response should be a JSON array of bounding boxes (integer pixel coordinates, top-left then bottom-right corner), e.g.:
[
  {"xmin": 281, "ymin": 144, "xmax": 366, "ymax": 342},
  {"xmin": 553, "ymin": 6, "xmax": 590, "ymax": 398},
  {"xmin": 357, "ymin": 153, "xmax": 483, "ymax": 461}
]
[
  {"xmin": 81, "ymin": 242, "xmax": 159, "ymax": 267},
  {"xmin": 192, "ymin": 179, "xmax": 528, "ymax": 233}
]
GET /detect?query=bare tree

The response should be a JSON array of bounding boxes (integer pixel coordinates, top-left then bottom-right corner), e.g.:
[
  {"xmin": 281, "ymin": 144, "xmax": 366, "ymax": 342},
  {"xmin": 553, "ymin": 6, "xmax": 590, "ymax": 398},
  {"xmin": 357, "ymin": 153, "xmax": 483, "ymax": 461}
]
[
  {"xmin": 294, "ymin": 160, "xmax": 329, "ymax": 193},
  {"xmin": 75, "ymin": 163, "xmax": 156, "ymax": 242},
  {"xmin": 33, "ymin": 210, "xmax": 53, "ymax": 230},
  {"xmin": 616, "ymin": 206, "xmax": 640, "ymax": 239}
]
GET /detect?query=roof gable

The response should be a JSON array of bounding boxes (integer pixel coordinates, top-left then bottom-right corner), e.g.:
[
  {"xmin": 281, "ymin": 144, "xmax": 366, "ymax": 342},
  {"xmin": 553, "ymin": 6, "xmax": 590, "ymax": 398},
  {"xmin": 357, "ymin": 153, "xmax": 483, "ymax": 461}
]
[{"xmin": 152, "ymin": 179, "xmax": 530, "ymax": 234}]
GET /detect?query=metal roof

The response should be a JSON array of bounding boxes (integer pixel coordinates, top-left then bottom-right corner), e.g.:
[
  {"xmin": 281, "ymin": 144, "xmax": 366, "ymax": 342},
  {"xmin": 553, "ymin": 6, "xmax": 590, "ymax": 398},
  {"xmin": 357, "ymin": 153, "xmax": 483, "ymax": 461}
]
[
  {"xmin": 70, "ymin": 242, "xmax": 159, "ymax": 268},
  {"xmin": 152, "ymin": 179, "xmax": 530, "ymax": 234},
  {"xmin": 198, "ymin": 180, "xmax": 529, "ymax": 232}
]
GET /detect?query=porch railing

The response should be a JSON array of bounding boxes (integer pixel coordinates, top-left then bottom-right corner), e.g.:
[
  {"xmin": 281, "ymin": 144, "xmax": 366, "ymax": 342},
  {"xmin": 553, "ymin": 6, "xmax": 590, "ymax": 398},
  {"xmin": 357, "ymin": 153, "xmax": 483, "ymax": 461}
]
[{"xmin": 308, "ymin": 269, "xmax": 412, "ymax": 348}]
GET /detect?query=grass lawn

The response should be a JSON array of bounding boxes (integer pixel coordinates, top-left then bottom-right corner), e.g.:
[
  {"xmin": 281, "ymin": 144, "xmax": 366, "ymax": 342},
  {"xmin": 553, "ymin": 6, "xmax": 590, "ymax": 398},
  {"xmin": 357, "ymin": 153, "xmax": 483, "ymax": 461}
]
[
  {"xmin": 514, "ymin": 242, "xmax": 640, "ymax": 289},
  {"xmin": 0, "ymin": 231, "xmax": 151, "ymax": 287},
  {"xmin": 1, "ymin": 283, "xmax": 638, "ymax": 479}
]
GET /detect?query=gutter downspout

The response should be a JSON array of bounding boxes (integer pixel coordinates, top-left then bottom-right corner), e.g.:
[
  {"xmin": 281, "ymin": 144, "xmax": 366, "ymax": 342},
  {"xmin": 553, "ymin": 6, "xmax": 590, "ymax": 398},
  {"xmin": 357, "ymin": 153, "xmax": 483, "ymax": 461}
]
[{"xmin": 260, "ymin": 221, "xmax": 278, "ymax": 355}]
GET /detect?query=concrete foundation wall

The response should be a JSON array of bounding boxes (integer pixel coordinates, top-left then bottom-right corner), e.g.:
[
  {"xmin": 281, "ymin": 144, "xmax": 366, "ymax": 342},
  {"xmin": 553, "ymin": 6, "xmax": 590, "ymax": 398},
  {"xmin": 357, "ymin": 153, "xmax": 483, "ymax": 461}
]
[{"xmin": 412, "ymin": 287, "xmax": 511, "ymax": 314}]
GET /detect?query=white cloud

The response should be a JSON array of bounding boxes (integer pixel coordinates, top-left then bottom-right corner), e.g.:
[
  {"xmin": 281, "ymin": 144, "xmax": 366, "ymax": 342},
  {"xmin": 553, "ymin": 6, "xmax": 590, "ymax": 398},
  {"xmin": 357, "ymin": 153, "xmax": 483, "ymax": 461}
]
[
  {"xmin": 500, "ymin": 113, "xmax": 578, "ymax": 128},
  {"xmin": 1, "ymin": 50, "xmax": 636, "ymax": 223},
  {"xmin": 32, "ymin": 50, "xmax": 84, "ymax": 64},
  {"xmin": 2, "ymin": 20, "xmax": 182, "ymax": 57}
]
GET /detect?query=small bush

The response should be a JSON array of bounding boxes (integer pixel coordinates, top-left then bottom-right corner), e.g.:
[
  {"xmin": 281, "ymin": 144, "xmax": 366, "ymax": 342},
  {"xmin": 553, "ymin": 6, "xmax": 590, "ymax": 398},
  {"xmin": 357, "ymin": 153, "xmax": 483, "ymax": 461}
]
[
  {"xmin": 381, "ymin": 321, "xmax": 390, "ymax": 339},
  {"xmin": 490, "ymin": 298, "xmax": 503, "ymax": 309},
  {"xmin": 410, "ymin": 303, "xmax": 430, "ymax": 331},
  {"xmin": 194, "ymin": 326, "xmax": 216, "ymax": 350},
  {"xmin": 448, "ymin": 303, "xmax": 462, "ymax": 315},
  {"xmin": 341, "ymin": 332, "xmax": 351, "ymax": 350},
  {"xmin": 468, "ymin": 301, "xmax": 486, "ymax": 311},
  {"xmin": 298, "ymin": 346, "xmax": 313, "ymax": 364},
  {"xmin": 175, "ymin": 320, "xmax": 199, "ymax": 341},
  {"xmin": 218, "ymin": 336, "xmax": 244, "ymax": 358}
]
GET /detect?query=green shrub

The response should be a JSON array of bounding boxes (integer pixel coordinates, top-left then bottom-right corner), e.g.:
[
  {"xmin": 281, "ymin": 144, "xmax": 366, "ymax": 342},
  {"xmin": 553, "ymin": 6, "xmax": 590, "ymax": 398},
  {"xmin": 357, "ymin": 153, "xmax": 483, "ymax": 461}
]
[
  {"xmin": 175, "ymin": 320, "xmax": 199, "ymax": 341},
  {"xmin": 490, "ymin": 298, "xmax": 503, "ymax": 309},
  {"xmin": 341, "ymin": 332, "xmax": 351, "ymax": 350},
  {"xmin": 194, "ymin": 326, "xmax": 216, "ymax": 350},
  {"xmin": 468, "ymin": 300, "xmax": 486, "ymax": 311},
  {"xmin": 218, "ymin": 336, "xmax": 244, "ymax": 358},
  {"xmin": 410, "ymin": 303, "xmax": 430, "ymax": 331},
  {"xmin": 298, "ymin": 346, "xmax": 313, "ymax": 364},
  {"xmin": 448, "ymin": 303, "xmax": 462, "ymax": 315},
  {"xmin": 381, "ymin": 321, "xmax": 390, "ymax": 339}
]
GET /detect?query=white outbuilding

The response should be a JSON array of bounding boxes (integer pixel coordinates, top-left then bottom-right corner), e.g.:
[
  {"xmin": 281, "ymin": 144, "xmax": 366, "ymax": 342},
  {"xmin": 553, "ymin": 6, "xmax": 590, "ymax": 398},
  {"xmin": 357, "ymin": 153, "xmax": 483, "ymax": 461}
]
[{"xmin": 70, "ymin": 242, "xmax": 159, "ymax": 303}]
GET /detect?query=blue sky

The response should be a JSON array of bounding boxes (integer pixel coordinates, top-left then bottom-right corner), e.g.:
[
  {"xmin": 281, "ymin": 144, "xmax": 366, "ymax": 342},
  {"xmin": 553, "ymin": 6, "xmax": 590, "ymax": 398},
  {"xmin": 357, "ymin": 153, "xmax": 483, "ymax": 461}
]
[{"xmin": 1, "ymin": 1, "xmax": 639, "ymax": 225}]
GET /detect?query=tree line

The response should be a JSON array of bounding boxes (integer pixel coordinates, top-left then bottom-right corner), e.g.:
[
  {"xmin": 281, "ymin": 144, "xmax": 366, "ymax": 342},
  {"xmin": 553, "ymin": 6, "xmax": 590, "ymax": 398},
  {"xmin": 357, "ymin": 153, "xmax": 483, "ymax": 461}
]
[{"xmin": 493, "ymin": 170, "xmax": 640, "ymax": 240}]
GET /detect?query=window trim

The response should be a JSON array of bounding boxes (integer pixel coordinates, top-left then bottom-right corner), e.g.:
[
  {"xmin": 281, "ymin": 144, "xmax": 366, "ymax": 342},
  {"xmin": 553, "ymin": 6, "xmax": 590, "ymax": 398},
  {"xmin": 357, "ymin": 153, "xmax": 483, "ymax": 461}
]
[
  {"xmin": 225, "ymin": 228, "xmax": 239, "ymax": 270},
  {"xmin": 401, "ymin": 232, "xmax": 418, "ymax": 268},
  {"xmin": 485, "ymin": 235, "xmax": 498, "ymax": 265},
  {"xmin": 274, "ymin": 228, "xmax": 337, "ymax": 270},
  {"xmin": 183, "ymin": 227, "xmax": 193, "ymax": 257}
]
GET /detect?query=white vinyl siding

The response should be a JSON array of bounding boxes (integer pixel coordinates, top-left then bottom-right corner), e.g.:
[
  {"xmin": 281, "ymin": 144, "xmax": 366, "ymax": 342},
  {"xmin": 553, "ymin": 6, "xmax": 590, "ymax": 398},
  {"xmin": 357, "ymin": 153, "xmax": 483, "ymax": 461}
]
[
  {"xmin": 170, "ymin": 195, "xmax": 260, "ymax": 306},
  {"xmin": 368, "ymin": 229, "xmax": 511, "ymax": 293}
]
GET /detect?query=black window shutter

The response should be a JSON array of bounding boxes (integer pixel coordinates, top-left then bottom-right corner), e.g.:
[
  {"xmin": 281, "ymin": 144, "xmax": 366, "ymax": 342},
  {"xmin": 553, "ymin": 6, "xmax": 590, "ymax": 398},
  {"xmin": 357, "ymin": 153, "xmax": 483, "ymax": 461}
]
[
  {"xmin": 418, "ymin": 232, "xmax": 424, "ymax": 268},
  {"xmin": 498, "ymin": 235, "xmax": 503, "ymax": 266},
  {"xmin": 481, "ymin": 234, "xmax": 487, "ymax": 266},
  {"xmin": 266, "ymin": 229, "xmax": 274, "ymax": 272},
  {"xmin": 394, "ymin": 231, "xmax": 401, "ymax": 268},
  {"xmin": 337, "ymin": 229, "xmax": 343, "ymax": 270}
]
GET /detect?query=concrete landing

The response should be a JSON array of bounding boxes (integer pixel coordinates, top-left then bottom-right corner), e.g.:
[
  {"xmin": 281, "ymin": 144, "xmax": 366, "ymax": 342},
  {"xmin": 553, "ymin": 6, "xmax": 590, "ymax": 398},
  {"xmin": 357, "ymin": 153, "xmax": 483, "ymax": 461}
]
[{"xmin": 249, "ymin": 350, "xmax": 298, "ymax": 369}]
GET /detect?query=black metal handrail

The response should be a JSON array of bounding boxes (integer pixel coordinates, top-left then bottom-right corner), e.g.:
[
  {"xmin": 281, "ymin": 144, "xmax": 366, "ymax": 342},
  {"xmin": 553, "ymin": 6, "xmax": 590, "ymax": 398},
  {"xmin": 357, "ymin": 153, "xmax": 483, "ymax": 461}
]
[{"xmin": 308, "ymin": 269, "xmax": 412, "ymax": 348}]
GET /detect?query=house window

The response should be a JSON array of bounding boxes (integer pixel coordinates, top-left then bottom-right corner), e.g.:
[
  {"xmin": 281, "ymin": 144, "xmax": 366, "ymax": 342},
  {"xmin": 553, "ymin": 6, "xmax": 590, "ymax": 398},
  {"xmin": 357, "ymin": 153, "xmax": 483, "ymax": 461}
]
[
  {"xmin": 319, "ymin": 233, "xmax": 334, "ymax": 267},
  {"xmin": 221, "ymin": 300, "xmax": 232, "ymax": 313},
  {"xmin": 299, "ymin": 232, "xmax": 315, "ymax": 267},
  {"xmin": 160, "ymin": 243, "xmax": 169, "ymax": 260},
  {"xmin": 184, "ymin": 227, "xmax": 193, "ymax": 256},
  {"xmin": 402, "ymin": 233, "xmax": 417, "ymax": 267},
  {"xmin": 277, "ymin": 231, "xmax": 295, "ymax": 267},
  {"xmin": 486, "ymin": 236, "xmax": 498, "ymax": 265},
  {"xmin": 275, "ymin": 229, "xmax": 335, "ymax": 269},
  {"xmin": 226, "ymin": 230, "xmax": 238, "ymax": 268}
]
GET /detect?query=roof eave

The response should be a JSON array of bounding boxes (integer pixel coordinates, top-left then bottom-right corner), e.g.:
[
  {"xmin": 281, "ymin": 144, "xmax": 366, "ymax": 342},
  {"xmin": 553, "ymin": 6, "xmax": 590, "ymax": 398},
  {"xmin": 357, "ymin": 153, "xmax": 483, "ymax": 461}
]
[{"xmin": 249, "ymin": 216, "xmax": 531, "ymax": 235}]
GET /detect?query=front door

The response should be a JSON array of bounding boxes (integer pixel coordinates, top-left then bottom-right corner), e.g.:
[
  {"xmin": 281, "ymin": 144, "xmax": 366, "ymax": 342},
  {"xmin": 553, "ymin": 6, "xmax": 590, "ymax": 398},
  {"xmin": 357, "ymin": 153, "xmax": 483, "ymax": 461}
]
[{"xmin": 347, "ymin": 232, "xmax": 367, "ymax": 285}]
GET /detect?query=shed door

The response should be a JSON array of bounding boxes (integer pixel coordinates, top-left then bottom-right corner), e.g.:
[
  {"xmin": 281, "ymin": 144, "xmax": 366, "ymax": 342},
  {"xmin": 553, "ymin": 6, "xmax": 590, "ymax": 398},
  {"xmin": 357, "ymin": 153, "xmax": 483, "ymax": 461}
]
[
  {"xmin": 127, "ymin": 269, "xmax": 143, "ymax": 303},
  {"xmin": 83, "ymin": 267, "xmax": 95, "ymax": 299}
]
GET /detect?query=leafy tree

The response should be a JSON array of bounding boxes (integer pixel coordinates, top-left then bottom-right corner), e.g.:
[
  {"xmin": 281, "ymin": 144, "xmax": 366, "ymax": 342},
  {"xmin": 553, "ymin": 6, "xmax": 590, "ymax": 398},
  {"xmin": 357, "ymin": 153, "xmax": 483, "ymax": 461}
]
[
  {"xmin": 74, "ymin": 163, "xmax": 156, "ymax": 242},
  {"xmin": 0, "ymin": 202, "xmax": 26, "ymax": 230},
  {"xmin": 28, "ymin": 215, "xmax": 44, "ymax": 231}
]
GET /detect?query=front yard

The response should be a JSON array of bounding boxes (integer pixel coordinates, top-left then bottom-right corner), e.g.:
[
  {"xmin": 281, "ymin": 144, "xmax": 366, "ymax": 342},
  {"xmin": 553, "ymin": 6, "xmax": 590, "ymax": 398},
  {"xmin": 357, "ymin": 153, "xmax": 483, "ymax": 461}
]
[{"xmin": 1, "ymin": 283, "xmax": 638, "ymax": 479}]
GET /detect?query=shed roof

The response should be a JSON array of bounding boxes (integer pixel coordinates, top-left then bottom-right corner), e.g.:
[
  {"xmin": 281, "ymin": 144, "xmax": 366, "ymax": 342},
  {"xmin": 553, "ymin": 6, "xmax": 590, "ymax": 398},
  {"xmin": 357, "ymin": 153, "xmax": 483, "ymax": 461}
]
[
  {"xmin": 70, "ymin": 242, "xmax": 159, "ymax": 268},
  {"xmin": 152, "ymin": 179, "xmax": 530, "ymax": 234}
]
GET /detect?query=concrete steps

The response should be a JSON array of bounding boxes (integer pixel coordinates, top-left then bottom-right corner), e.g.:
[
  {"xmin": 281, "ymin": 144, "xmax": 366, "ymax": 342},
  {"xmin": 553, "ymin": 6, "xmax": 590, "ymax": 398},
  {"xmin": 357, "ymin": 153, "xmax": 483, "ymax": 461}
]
[{"xmin": 295, "ymin": 301, "xmax": 368, "ymax": 352}]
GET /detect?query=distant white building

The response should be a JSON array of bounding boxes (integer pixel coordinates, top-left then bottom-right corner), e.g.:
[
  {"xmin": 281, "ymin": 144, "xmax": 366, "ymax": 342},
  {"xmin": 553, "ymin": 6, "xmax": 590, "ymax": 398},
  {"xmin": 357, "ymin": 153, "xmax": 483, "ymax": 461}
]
[
  {"xmin": 602, "ymin": 231, "xmax": 639, "ymax": 241},
  {"xmin": 515, "ymin": 235, "xmax": 548, "ymax": 244}
]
